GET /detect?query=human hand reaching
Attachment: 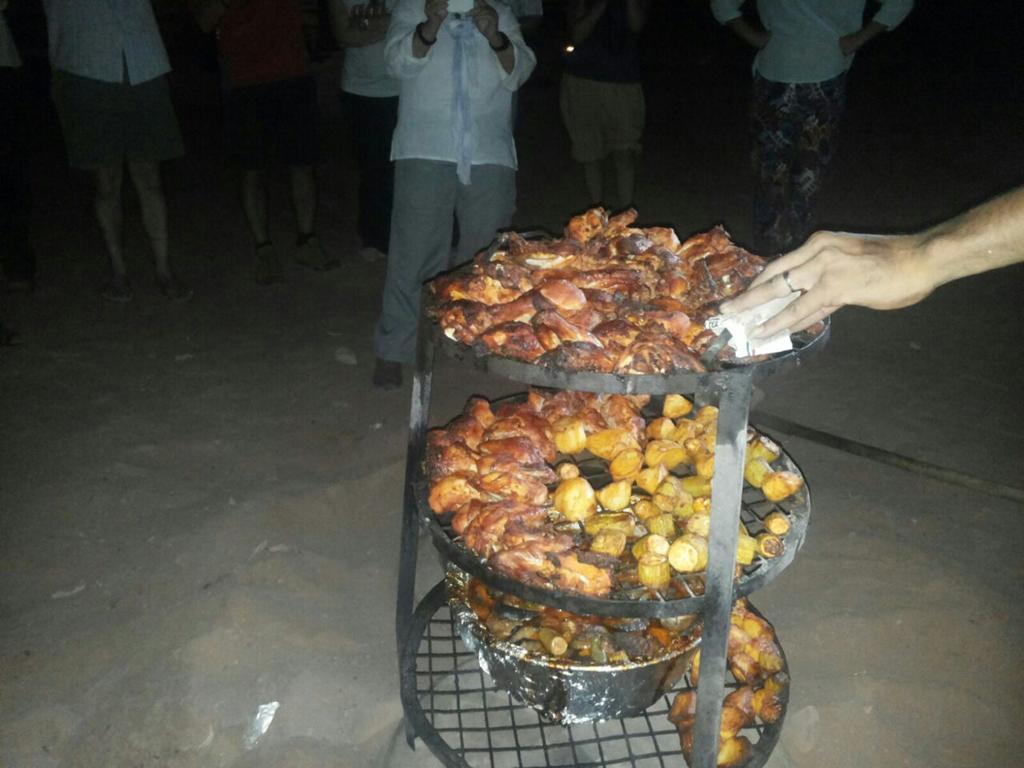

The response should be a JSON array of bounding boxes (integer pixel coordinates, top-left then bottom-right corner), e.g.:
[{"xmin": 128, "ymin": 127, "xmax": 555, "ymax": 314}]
[{"xmin": 719, "ymin": 231, "xmax": 933, "ymax": 338}]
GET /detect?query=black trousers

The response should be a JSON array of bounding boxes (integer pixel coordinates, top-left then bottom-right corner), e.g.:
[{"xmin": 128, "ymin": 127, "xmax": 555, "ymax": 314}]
[
  {"xmin": 0, "ymin": 67, "xmax": 35, "ymax": 283},
  {"xmin": 340, "ymin": 91, "xmax": 398, "ymax": 254}
]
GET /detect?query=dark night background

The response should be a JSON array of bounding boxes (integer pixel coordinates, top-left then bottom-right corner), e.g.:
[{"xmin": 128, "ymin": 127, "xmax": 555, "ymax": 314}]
[{"xmin": 1, "ymin": 2, "xmax": 1022, "ymax": 768}]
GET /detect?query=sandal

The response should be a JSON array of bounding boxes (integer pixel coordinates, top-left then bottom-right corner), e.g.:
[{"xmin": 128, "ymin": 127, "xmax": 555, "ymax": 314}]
[{"xmin": 294, "ymin": 234, "xmax": 339, "ymax": 272}]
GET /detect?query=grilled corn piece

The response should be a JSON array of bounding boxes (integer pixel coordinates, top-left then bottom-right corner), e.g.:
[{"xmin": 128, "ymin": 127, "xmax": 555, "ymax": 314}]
[
  {"xmin": 756, "ymin": 532, "xmax": 784, "ymax": 558},
  {"xmin": 590, "ymin": 529, "xmax": 628, "ymax": 557},
  {"xmin": 668, "ymin": 533, "xmax": 708, "ymax": 572},
  {"xmin": 762, "ymin": 511, "xmax": 791, "ymax": 535},
  {"xmin": 762, "ymin": 470, "xmax": 803, "ymax": 501},
  {"xmin": 638, "ymin": 553, "xmax": 672, "ymax": 590},
  {"xmin": 596, "ymin": 479, "xmax": 633, "ymax": 511}
]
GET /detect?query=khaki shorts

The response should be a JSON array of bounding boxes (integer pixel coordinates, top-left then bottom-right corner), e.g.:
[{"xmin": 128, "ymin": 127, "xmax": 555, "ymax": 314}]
[
  {"xmin": 560, "ymin": 73, "xmax": 645, "ymax": 163},
  {"xmin": 52, "ymin": 69, "xmax": 184, "ymax": 170}
]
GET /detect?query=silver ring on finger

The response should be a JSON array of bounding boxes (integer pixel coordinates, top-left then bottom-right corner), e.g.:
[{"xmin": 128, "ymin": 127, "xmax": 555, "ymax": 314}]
[{"xmin": 781, "ymin": 270, "xmax": 798, "ymax": 293}]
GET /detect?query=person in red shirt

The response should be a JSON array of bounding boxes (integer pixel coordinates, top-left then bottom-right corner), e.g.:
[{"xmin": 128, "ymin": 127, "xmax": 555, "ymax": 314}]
[{"xmin": 195, "ymin": 0, "xmax": 337, "ymax": 283}]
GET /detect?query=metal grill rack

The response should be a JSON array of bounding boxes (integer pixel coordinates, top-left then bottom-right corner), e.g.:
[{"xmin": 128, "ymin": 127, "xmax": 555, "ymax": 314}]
[
  {"xmin": 401, "ymin": 583, "xmax": 788, "ymax": 768},
  {"xmin": 397, "ymin": 272, "xmax": 828, "ymax": 768}
]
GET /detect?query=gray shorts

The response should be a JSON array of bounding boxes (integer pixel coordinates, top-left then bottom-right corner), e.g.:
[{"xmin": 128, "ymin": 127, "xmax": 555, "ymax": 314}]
[{"xmin": 52, "ymin": 69, "xmax": 184, "ymax": 169}]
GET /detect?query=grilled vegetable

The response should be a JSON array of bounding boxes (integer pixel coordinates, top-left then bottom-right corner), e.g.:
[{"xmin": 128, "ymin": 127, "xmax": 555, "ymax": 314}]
[
  {"xmin": 552, "ymin": 417, "xmax": 587, "ymax": 455},
  {"xmin": 638, "ymin": 553, "xmax": 672, "ymax": 590},
  {"xmin": 762, "ymin": 471, "xmax": 803, "ymax": 501},
  {"xmin": 590, "ymin": 529, "xmax": 628, "ymax": 557},
  {"xmin": 680, "ymin": 475, "xmax": 712, "ymax": 498},
  {"xmin": 635, "ymin": 464, "xmax": 668, "ymax": 495},
  {"xmin": 756, "ymin": 532, "xmax": 784, "ymax": 558},
  {"xmin": 747, "ymin": 434, "xmax": 781, "ymax": 463},
  {"xmin": 762, "ymin": 511, "xmax": 791, "ymax": 536},
  {"xmin": 695, "ymin": 453, "xmax": 715, "ymax": 479},
  {"xmin": 553, "ymin": 477, "xmax": 597, "ymax": 521},
  {"xmin": 663, "ymin": 394, "xmax": 693, "ymax": 419},
  {"xmin": 668, "ymin": 533, "xmax": 708, "ymax": 572},
  {"xmin": 694, "ymin": 404, "xmax": 719, "ymax": 425},
  {"xmin": 632, "ymin": 497, "xmax": 660, "ymax": 520},
  {"xmin": 556, "ymin": 461, "xmax": 580, "ymax": 480},
  {"xmin": 596, "ymin": 479, "xmax": 633, "ymax": 511},
  {"xmin": 538, "ymin": 628, "xmax": 569, "ymax": 657},
  {"xmin": 647, "ymin": 512, "xmax": 676, "ymax": 538},
  {"xmin": 632, "ymin": 533, "xmax": 670, "ymax": 559},
  {"xmin": 645, "ymin": 416, "xmax": 677, "ymax": 440},
  {"xmin": 736, "ymin": 532, "xmax": 757, "ymax": 565},
  {"xmin": 644, "ymin": 439, "xmax": 687, "ymax": 470},
  {"xmin": 653, "ymin": 476, "xmax": 686, "ymax": 512},
  {"xmin": 609, "ymin": 448, "xmax": 643, "ymax": 481},
  {"xmin": 586, "ymin": 428, "xmax": 640, "ymax": 461},
  {"xmin": 584, "ymin": 512, "xmax": 635, "ymax": 537},
  {"xmin": 684, "ymin": 511, "xmax": 710, "ymax": 537},
  {"xmin": 743, "ymin": 456, "xmax": 772, "ymax": 488}
]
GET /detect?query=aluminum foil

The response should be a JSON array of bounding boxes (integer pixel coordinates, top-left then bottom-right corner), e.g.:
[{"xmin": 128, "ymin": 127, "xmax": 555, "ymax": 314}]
[{"xmin": 446, "ymin": 568, "xmax": 700, "ymax": 724}]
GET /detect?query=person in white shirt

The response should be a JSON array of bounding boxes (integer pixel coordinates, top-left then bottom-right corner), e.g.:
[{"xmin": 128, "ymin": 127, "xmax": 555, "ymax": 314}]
[
  {"xmin": 1, "ymin": 0, "xmax": 35, "ymax": 300},
  {"xmin": 372, "ymin": 0, "xmax": 536, "ymax": 389},
  {"xmin": 711, "ymin": 0, "xmax": 913, "ymax": 257},
  {"xmin": 329, "ymin": 0, "xmax": 401, "ymax": 264},
  {"xmin": 43, "ymin": 0, "xmax": 190, "ymax": 302}
]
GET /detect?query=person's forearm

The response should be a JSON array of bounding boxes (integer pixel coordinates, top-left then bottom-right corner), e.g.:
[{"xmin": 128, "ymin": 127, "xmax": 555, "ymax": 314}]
[
  {"xmin": 568, "ymin": 0, "xmax": 608, "ymax": 46},
  {"xmin": 491, "ymin": 34, "xmax": 515, "ymax": 74},
  {"xmin": 725, "ymin": 17, "xmax": 768, "ymax": 49},
  {"xmin": 412, "ymin": 18, "xmax": 441, "ymax": 58},
  {"xmin": 917, "ymin": 186, "xmax": 1024, "ymax": 291}
]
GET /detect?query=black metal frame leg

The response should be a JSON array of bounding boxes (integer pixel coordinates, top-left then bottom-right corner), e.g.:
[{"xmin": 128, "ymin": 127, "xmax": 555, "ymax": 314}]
[
  {"xmin": 691, "ymin": 371, "xmax": 753, "ymax": 768},
  {"xmin": 396, "ymin": 313, "xmax": 437, "ymax": 747}
]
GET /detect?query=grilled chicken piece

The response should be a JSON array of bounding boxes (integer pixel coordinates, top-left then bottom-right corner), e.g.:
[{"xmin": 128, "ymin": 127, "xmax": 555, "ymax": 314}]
[
  {"xmin": 476, "ymin": 454, "xmax": 558, "ymax": 485},
  {"xmin": 475, "ymin": 470, "xmax": 549, "ymax": 506},
  {"xmin": 483, "ymin": 294, "xmax": 539, "ymax": 326},
  {"xmin": 564, "ymin": 208, "xmax": 609, "ymax": 243},
  {"xmin": 538, "ymin": 342, "xmax": 616, "ymax": 373},
  {"xmin": 592, "ymin": 319, "xmax": 642, "ymax": 353},
  {"xmin": 627, "ymin": 309, "xmax": 692, "ymax": 341},
  {"xmin": 506, "ymin": 232, "xmax": 582, "ymax": 269},
  {"xmin": 536, "ymin": 279, "xmax": 587, "ymax": 311},
  {"xmin": 451, "ymin": 500, "xmax": 487, "ymax": 536},
  {"xmin": 464, "ymin": 396, "xmax": 496, "ymax": 428},
  {"xmin": 548, "ymin": 552, "xmax": 613, "ymax": 597},
  {"xmin": 483, "ymin": 413, "xmax": 556, "ymax": 463},
  {"xmin": 478, "ymin": 322, "xmax": 546, "ymax": 361},
  {"xmin": 433, "ymin": 273, "xmax": 524, "ymax": 305},
  {"xmin": 425, "ymin": 433, "xmax": 479, "ymax": 479},
  {"xmin": 571, "ymin": 268, "xmax": 647, "ymax": 300},
  {"xmin": 562, "ymin": 303, "xmax": 608, "ymax": 331},
  {"xmin": 613, "ymin": 330, "xmax": 707, "ymax": 374},
  {"xmin": 532, "ymin": 310, "xmax": 603, "ymax": 347},
  {"xmin": 446, "ymin": 414, "xmax": 486, "ymax": 450},
  {"xmin": 499, "ymin": 522, "xmax": 574, "ymax": 552},
  {"xmin": 477, "ymin": 436, "xmax": 548, "ymax": 467},
  {"xmin": 463, "ymin": 501, "xmax": 549, "ymax": 557},
  {"xmin": 595, "ymin": 394, "xmax": 647, "ymax": 444},
  {"xmin": 429, "ymin": 472, "xmax": 486, "ymax": 515}
]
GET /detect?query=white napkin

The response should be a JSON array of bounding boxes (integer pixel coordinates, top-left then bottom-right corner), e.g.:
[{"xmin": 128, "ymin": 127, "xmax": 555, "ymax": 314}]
[{"xmin": 704, "ymin": 293, "xmax": 799, "ymax": 358}]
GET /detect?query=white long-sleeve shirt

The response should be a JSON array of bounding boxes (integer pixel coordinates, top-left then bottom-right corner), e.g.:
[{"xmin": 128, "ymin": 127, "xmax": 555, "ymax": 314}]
[
  {"xmin": 385, "ymin": 0, "xmax": 536, "ymax": 169},
  {"xmin": 43, "ymin": 0, "xmax": 171, "ymax": 84},
  {"xmin": 711, "ymin": 0, "xmax": 913, "ymax": 84}
]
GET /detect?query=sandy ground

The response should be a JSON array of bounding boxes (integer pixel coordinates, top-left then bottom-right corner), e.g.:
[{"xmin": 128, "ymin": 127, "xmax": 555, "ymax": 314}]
[{"xmin": 2, "ymin": 5, "xmax": 1023, "ymax": 768}]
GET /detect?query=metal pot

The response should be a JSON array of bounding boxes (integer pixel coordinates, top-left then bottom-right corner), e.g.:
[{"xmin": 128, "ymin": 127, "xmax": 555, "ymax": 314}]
[{"xmin": 446, "ymin": 566, "xmax": 700, "ymax": 724}]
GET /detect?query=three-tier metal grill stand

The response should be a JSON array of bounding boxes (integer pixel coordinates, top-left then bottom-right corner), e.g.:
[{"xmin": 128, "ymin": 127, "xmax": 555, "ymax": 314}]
[{"xmin": 396, "ymin": 278, "xmax": 829, "ymax": 768}]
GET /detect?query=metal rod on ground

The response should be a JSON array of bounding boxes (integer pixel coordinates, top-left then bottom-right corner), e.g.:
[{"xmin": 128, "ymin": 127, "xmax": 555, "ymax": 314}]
[
  {"xmin": 752, "ymin": 412, "xmax": 1024, "ymax": 505},
  {"xmin": 692, "ymin": 372, "xmax": 753, "ymax": 768}
]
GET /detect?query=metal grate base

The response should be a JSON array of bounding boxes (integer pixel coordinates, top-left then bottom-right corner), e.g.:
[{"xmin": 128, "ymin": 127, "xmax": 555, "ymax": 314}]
[{"xmin": 400, "ymin": 583, "xmax": 787, "ymax": 768}]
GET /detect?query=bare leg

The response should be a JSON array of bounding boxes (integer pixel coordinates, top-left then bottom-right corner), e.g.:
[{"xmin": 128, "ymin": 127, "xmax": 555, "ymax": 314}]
[
  {"xmin": 612, "ymin": 150, "xmax": 636, "ymax": 210},
  {"xmin": 93, "ymin": 163, "xmax": 125, "ymax": 279},
  {"xmin": 127, "ymin": 161, "xmax": 171, "ymax": 280},
  {"xmin": 241, "ymin": 168, "xmax": 270, "ymax": 244},
  {"xmin": 289, "ymin": 164, "xmax": 316, "ymax": 238},
  {"xmin": 129, "ymin": 160, "xmax": 191, "ymax": 299},
  {"xmin": 583, "ymin": 160, "xmax": 603, "ymax": 206}
]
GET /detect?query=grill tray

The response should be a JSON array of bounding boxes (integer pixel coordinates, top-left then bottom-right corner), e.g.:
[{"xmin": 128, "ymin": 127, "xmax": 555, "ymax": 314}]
[
  {"xmin": 400, "ymin": 581, "xmax": 789, "ymax": 768},
  {"xmin": 415, "ymin": 432, "xmax": 810, "ymax": 619}
]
